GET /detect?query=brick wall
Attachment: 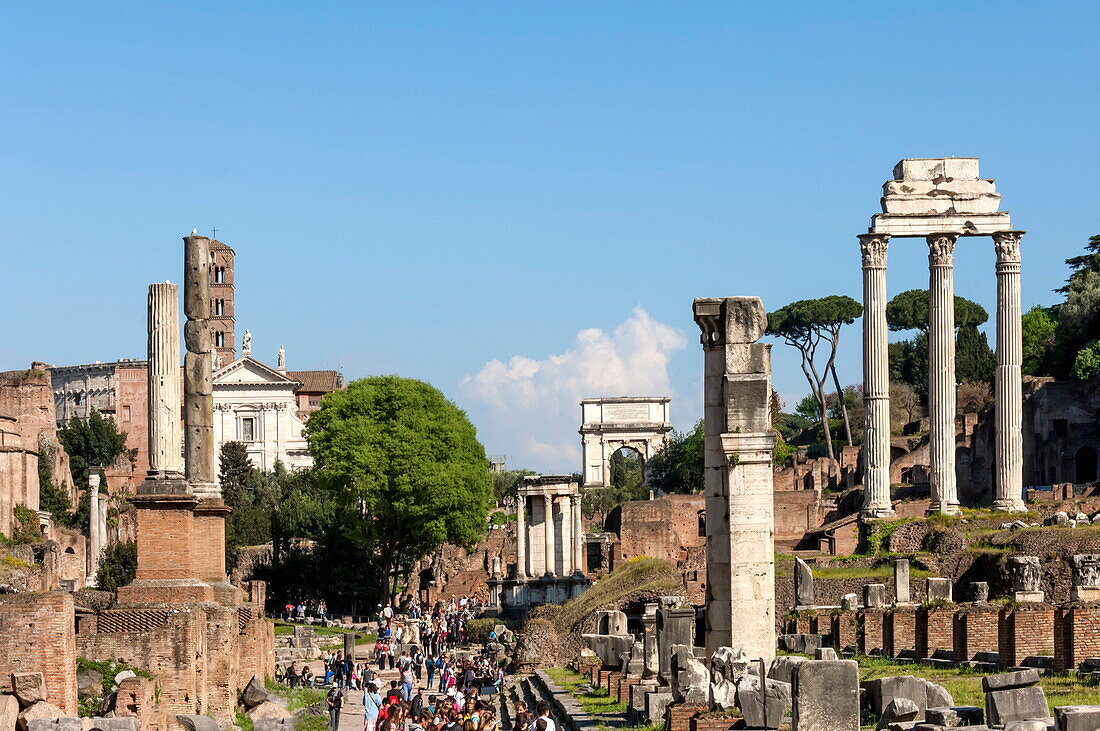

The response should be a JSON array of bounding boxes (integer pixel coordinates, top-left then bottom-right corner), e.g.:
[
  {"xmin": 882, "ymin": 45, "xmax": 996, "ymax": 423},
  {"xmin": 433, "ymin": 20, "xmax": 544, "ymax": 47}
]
[
  {"xmin": 884, "ymin": 608, "xmax": 916, "ymax": 658},
  {"xmin": 954, "ymin": 605, "xmax": 999, "ymax": 662},
  {"xmin": 0, "ymin": 592, "xmax": 77, "ymax": 714},
  {"xmin": 192, "ymin": 508, "xmax": 228, "ymax": 582},
  {"xmin": 618, "ymin": 495, "xmax": 704, "ymax": 564},
  {"xmin": 858, "ymin": 610, "xmax": 884, "ymax": 655},
  {"xmin": 916, "ymin": 607, "xmax": 954, "ymax": 659},
  {"xmin": 204, "ymin": 604, "xmax": 238, "ymax": 721},
  {"xmin": 831, "ymin": 612, "xmax": 857, "ymax": 652},
  {"xmin": 999, "ymin": 605, "xmax": 1055, "ymax": 668},
  {"xmin": 666, "ymin": 704, "xmax": 707, "ymax": 731},
  {"xmin": 1055, "ymin": 604, "xmax": 1100, "ymax": 672}
]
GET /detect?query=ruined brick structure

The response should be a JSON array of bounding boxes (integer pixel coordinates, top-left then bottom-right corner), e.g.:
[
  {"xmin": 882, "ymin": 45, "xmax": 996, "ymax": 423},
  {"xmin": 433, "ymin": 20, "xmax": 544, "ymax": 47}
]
[{"xmin": 0, "ymin": 592, "xmax": 78, "ymax": 714}]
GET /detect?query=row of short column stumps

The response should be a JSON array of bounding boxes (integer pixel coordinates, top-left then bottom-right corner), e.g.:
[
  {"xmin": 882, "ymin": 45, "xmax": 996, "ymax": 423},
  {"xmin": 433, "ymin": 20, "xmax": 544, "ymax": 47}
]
[{"xmin": 579, "ymin": 597, "xmax": 1100, "ymax": 730}]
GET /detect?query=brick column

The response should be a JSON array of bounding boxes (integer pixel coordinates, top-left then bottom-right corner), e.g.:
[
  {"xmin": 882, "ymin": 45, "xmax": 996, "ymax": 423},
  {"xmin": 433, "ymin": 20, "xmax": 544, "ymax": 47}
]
[
  {"xmin": 858, "ymin": 610, "xmax": 884, "ymax": 655},
  {"xmin": 831, "ymin": 612, "xmax": 857, "ymax": 652},
  {"xmin": 954, "ymin": 605, "xmax": 1000, "ymax": 662},
  {"xmin": 1055, "ymin": 603, "xmax": 1100, "ymax": 672},
  {"xmin": 999, "ymin": 605, "xmax": 1055, "ymax": 668},
  {"xmin": 884, "ymin": 607, "xmax": 916, "ymax": 659},
  {"xmin": 916, "ymin": 606, "xmax": 955, "ymax": 659}
]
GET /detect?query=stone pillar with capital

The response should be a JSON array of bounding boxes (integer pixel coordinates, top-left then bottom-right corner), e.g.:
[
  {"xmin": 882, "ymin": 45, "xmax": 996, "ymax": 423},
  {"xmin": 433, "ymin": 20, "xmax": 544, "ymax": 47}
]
[
  {"xmin": 694, "ymin": 296, "xmax": 776, "ymax": 662},
  {"xmin": 515, "ymin": 493, "xmax": 527, "ymax": 580},
  {"xmin": 859, "ymin": 234, "xmax": 895, "ymax": 517},
  {"xmin": 86, "ymin": 472, "xmax": 101, "ymax": 584},
  {"xmin": 927, "ymin": 233, "xmax": 961, "ymax": 515},
  {"xmin": 543, "ymin": 492, "xmax": 555, "ymax": 577},
  {"xmin": 994, "ymin": 231, "xmax": 1026, "ymax": 511},
  {"xmin": 572, "ymin": 493, "xmax": 585, "ymax": 575}
]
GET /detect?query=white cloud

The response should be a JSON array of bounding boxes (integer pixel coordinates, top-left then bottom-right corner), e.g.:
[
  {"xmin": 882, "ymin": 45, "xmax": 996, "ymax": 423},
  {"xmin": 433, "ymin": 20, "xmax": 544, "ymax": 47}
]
[{"xmin": 460, "ymin": 307, "xmax": 687, "ymax": 473}]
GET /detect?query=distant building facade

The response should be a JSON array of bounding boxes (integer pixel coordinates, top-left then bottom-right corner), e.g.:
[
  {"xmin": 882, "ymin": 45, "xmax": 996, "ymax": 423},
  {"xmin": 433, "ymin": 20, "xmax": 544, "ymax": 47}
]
[{"xmin": 210, "ymin": 239, "xmax": 237, "ymax": 366}]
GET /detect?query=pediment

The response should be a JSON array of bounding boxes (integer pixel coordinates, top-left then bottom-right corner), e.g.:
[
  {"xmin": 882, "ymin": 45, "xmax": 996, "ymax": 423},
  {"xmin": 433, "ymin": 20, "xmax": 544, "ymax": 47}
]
[{"xmin": 214, "ymin": 356, "xmax": 299, "ymax": 386}]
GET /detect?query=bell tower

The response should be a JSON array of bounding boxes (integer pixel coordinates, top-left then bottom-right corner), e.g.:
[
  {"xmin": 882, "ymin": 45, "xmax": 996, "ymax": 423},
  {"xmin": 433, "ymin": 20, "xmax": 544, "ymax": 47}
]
[{"xmin": 209, "ymin": 238, "xmax": 236, "ymax": 365}]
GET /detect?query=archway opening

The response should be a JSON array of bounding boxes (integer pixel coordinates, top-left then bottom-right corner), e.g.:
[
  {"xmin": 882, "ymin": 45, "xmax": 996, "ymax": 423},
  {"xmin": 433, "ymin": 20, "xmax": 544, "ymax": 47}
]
[
  {"xmin": 610, "ymin": 446, "xmax": 646, "ymax": 502},
  {"xmin": 1076, "ymin": 446, "xmax": 1098, "ymax": 484}
]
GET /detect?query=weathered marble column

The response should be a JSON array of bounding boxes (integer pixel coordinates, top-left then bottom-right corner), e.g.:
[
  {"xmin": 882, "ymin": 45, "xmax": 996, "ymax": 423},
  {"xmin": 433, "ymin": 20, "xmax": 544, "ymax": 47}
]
[
  {"xmin": 694, "ymin": 296, "xmax": 776, "ymax": 662},
  {"xmin": 183, "ymin": 234, "xmax": 219, "ymax": 499},
  {"xmin": 146, "ymin": 282, "xmax": 184, "ymax": 482},
  {"xmin": 572, "ymin": 494, "xmax": 584, "ymax": 575},
  {"xmin": 515, "ymin": 493, "xmax": 527, "ymax": 579},
  {"xmin": 859, "ymin": 234, "xmax": 895, "ymax": 517},
  {"xmin": 927, "ymin": 233, "xmax": 960, "ymax": 515},
  {"xmin": 543, "ymin": 492, "xmax": 555, "ymax": 576},
  {"xmin": 86, "ymin": 472, "xmax": 101, "ymax": 583},
  {"xmin": 994, "ymin": 231, "xmax": 1026, "ymax": 512}
]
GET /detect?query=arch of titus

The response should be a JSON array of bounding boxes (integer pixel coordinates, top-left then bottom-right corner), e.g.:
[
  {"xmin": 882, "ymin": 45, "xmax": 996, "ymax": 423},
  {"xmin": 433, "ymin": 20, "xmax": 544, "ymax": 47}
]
[
  {"xmin": 860, "ymin": 158, "xmax": 1025, "ymax": 517},
  {"xmin": 580, "ymin": 397, "xmax": 672, "ymax": 487}
]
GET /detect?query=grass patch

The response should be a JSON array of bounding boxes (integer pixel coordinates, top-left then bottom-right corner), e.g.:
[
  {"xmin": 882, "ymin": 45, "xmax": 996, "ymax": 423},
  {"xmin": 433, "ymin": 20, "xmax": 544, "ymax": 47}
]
[
  {"xmin": 850, "ymin": 656, "xmax": 1100, "ymax": 712},
  {"xmin": 265, "ymin": 679, "xmax": 326, "ymax": 711},
  {"xmin": 545, "ymin": 667, "xmax": 627, "ymax": 715},
  {"xmin": 273, "ymin": 621, "xmax": 358, "ymax": 637},
  {"xmin": 536, "ymin": 557, "xmax": 681, "ymax": 634},
  {"xmin": 812, "ymin": 564, "xmax": 929, "ymax": 581}
]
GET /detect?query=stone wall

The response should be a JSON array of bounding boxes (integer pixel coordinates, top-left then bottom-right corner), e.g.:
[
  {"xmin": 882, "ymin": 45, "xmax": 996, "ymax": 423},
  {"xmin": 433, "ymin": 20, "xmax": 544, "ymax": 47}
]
[{"xmin": 0, "ymin": 591, "xmax": 77, "ymax": 714}]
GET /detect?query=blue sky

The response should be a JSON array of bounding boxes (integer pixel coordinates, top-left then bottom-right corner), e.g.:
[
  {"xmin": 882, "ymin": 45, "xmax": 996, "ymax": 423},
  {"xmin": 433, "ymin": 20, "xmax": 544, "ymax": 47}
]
[{"xmin": 3, "ymin": 2, "xmax": 1099, "ymax": 472}]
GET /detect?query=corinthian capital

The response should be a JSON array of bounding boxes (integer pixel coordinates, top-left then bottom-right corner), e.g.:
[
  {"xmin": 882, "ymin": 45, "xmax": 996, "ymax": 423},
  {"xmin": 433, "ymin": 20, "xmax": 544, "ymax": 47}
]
[
  {"xmin": 858, "ymin": 234, "xmax": 889, "ymax": 269},
  {"xmin": 926, "ymin": 233, "xmax": 958, "ymax": 266},
  {"xmin": 993, "ymin": 230, "xmax": 1025, "ymax": 263}
]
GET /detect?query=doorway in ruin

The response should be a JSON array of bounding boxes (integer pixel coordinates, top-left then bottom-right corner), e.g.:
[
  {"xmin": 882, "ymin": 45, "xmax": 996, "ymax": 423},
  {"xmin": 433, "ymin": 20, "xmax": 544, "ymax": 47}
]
[{"xmin": 1076, "ymin": 446, "xmax": 1098, "ymax": 484}]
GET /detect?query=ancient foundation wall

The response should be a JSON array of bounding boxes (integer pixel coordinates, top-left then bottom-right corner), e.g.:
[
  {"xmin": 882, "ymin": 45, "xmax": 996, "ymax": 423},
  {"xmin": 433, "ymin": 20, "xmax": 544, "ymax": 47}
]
[{"xmin": 0, "ymin": 591, "xmax": 77, "ymax": 714}]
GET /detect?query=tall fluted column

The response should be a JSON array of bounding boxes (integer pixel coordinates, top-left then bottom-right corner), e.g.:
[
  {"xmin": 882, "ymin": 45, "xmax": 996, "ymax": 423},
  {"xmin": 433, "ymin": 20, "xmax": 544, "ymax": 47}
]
[
  {"xmin": 572, "ymin": 494, "xmax": 584, "ymax": 575},
  {"xmin": 543, "ymin": 492, "xmax": 555, "ymax": 576},
  {"xmin": 183, "ymin": 235, "xmax": 218, "ymax": 498},
  {"xmin": 859, "ymin": 234, "xmax": 895, "ymax": 517},
  {"xmin": 515, "ymin": 493, "xmax": 527, "ymax": 579},
  {"xmin": 147, "ymin": 282, "xmax": 184, "ymax": 480},
  {"xmin": 927, "ymin": 233, "xmax": 961, "ymax": 515},
  {"xmin": 994, "ymin": 231, "xmax": 1026, "ymax": 511},
  {"xmin": 87, "ymin": 472, "xmax": 101, "ymax": 583}
]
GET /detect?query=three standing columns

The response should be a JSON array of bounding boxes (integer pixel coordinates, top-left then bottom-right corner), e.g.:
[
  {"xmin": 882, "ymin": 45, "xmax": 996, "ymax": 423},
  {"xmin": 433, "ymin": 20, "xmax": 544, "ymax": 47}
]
[
  {"xmin": 859, "ymin": 234, "xmax": 895, "ymax": 517},
  {"xmin": 994, "ymin": 231, "xmax": 1026, "ymax": 511},
  {"xmin": 927, "ymin": 234, "xmax": 961, "ymax": 515},
  {"xmin": 859, "ymin": 231, "xmax": 1027, "ymax": 516}
]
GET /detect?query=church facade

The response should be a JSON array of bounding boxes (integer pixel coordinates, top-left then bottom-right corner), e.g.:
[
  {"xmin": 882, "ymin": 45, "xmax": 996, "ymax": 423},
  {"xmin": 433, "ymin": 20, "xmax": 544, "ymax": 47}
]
[{"xmin": 212, "ymin": 349, "xmax": 312, "ymax": 472}]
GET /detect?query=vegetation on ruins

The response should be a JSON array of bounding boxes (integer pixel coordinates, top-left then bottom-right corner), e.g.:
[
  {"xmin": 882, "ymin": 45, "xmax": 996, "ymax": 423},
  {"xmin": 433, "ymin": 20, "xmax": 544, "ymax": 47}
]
[
  {"xmin": 94, "ymin": 540, "xmax": 136, "ymax": 592},
  {"xmin": 646, "ymin": 419, "xmax": 704, "ymax": 495},
  {"xmin": 59, "ymin": 408, "xmax": 134, "ymax": 488},
  {"xmin": 37, "ymin": 442, "xmax": 74, "ymax": 522},
  {"xmin": 766, "ymin": 295, "xmax": 863, "ymax": 460},
  {"xmin": 304, "ymin": 376, "xmax": 493, "ymax": 604},
  {"xmin": 219, "ymin": 442, "xmax": 275, "ymax": 559}
]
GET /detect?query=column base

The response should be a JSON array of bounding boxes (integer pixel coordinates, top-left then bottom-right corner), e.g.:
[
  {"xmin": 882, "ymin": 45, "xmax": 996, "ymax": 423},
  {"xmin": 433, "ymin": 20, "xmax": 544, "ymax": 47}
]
[
  {"xmin": 926, "ymin": 503, "xmax": 961, "ymax": 517},
  {"xmin": 117, "ymin": 578, "xmax": 215, "ymax": 606},
  {"xmin": 862, "ymin": 507, "xmax": 896, "ymax": 520},
  {"xmin": 992, "ymin": 499, "xmax": 1026, "ymax": 513}
]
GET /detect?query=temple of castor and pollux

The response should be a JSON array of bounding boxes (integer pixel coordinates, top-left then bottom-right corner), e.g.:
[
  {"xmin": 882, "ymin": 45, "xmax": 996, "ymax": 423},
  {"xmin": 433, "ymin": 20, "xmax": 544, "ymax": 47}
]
[{"xmin": 6, "ymin": 158, "xmax": 1100, "ymax": 729}]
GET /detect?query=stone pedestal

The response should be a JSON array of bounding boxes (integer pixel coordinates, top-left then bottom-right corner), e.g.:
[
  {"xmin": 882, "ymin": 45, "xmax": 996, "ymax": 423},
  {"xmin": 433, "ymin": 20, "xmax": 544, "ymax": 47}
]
[
  {"xmin": 916, "ymin": 606, "xmax": 955, "ymax": 660},
  {"xmin": 193, "ymin": 501, "xmax": 231, "ymax": 582},
  {"xmin": 694, "ymin": 296, "xmax": 776, "ymax": 662},
  {"xmin": 117, "ymin": 492, "xmax": 214, "ymax": 606},
  {"xmin": 884, "ymin": 607, "xmax": 916, "ymax": 659},
  {"xmin": 993, "ymin": 231, "xmax": 1026, "ymax": 512},
  {"xmin": 858, "ymin": 234, "xmax": 894, "ymax": 517},
  {"xmin": 926, "ymin": 234, "xmax": 960, "ymax": 515}
]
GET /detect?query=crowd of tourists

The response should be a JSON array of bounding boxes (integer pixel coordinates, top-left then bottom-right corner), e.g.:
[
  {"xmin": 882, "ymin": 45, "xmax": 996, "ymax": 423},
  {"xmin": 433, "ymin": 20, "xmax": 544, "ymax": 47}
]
[{"xmin": 274, "ymin": 598, "xmax": 518, "ymax": 731}]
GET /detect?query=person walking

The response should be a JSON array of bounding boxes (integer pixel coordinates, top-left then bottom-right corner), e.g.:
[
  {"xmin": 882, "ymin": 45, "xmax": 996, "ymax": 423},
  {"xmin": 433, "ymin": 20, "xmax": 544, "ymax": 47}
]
[
  {"xmin": 326, "ymin": 686, "xmax": 344, "ymax": 731},
  {"xmin": 363, "ymin": 681, "xmax": 383, "ymax": 731}
]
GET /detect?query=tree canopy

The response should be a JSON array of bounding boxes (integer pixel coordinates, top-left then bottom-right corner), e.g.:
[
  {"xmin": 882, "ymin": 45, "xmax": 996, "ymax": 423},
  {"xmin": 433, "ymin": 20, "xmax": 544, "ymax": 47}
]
[
  {"xmin": 305, "ymin": 376, "xmax": 492, "ymax": 602},
  {"xmin": 646, "ymin": 421, "xmax": 705, "ymax": 495},
  {"xmin": 58, "ymin": 408, "xmax": 132, "ymax": 487},
  {"xmin": 885, "ymin": 289, "xmax": 989, "ymax": 333}
]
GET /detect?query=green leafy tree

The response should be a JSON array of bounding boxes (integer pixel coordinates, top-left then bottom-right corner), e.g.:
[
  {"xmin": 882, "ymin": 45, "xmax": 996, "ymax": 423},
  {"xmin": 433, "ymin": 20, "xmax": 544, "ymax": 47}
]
[
  {"xmin": 1057, "ymin": 234, "xmax": 1100, "ymax": 294},
  {"xmin": 491, "ymin": 469, "xmax": 537, "ymax": 504},
  {"xmin": 1072, "ymin": 340, "xmax": 1100, "ymax": 380},
  {"xmin": 956, "ymin": 324, "xmax": 996, "ymax": 385},
  {"xmin": 59, "ymin": 409, "xmax": 132, "ymax": 488},
  {"xmin": 219, "ymin": 443, "xmax": 275, "ymax": 560},
  {"xmin": 219, "ymin": 441, "xmax": 255, "ymax": 508},
  {"xmin": 886, "ymin": 289, "xmax": 989, "ymax": 333},
  {"xmin": 609, "ymin": 448, "xmax": 645, "ymax": 498},
  {"xmin": 647, "ymin": 421, "xmax": 705, "ymax": 495},
  {"xmin": 95, "ymin": 541, "xmax": 137, "ymax": 592},
  {"xmin": 37, "ymin": 443, "xmax": 75, "ymax": 522},
  {"xmin": 304, "ymin": 376, "xmax": 493, "ymax": 604},
  {"xmin": 767, "ymin": 296, "xmax": 863, "ymax": 459},
  {"xmin": 1022, "ymin": 305, "xmax": 1058, "ymax": 376}
]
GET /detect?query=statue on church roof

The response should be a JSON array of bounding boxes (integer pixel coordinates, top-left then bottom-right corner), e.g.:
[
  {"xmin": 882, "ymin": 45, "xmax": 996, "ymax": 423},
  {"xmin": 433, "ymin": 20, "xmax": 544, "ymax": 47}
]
[
  {"xmin": 242, "ymin": 329, "xmax": 252, "ymax": 356},
  {"xmin": 277, "ymin": 345, "xmax": 286, "ymax": 370}
]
